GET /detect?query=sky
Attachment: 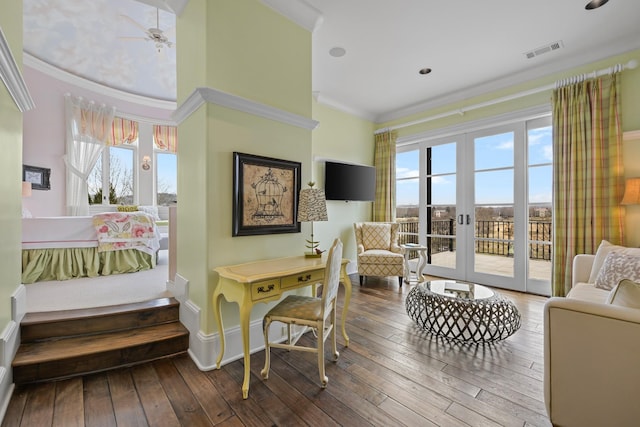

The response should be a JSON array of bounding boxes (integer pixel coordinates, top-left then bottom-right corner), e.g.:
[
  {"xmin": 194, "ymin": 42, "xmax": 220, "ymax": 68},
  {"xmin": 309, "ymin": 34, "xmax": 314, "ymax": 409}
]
[{"xmin": 396, "ymin": 125, "xmax": 552, "ymax": 207}]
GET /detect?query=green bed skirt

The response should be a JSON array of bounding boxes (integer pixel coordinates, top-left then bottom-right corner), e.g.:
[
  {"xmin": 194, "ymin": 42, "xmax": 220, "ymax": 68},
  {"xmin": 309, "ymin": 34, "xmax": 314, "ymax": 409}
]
[{"xmin": 22, "ymin": 247, "xmax": 156, "ymax": 284}]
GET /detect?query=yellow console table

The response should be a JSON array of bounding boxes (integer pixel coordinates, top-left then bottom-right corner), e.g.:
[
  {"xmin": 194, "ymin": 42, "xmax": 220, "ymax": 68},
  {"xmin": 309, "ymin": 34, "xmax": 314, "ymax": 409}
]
[{"xmin": 213, "ymin": 255, "xmax": 352, "ymax": 399}]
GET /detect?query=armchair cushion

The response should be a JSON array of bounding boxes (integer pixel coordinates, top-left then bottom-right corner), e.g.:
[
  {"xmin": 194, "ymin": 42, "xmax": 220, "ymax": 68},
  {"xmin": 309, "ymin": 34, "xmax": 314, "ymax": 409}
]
[
  {"xmin": 606, "ymin": 279, "xmax": 640, "ymax": 309},
  {"xmin": 361, "ymin": 223, "xmax": 392, "ymax": 250}
]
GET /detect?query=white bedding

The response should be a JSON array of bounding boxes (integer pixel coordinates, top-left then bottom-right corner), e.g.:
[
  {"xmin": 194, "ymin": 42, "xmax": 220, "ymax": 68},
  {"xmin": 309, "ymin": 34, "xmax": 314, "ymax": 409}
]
[{"xmin": 22, "ymin": 216, "xmax": 98, "ymax": 249}]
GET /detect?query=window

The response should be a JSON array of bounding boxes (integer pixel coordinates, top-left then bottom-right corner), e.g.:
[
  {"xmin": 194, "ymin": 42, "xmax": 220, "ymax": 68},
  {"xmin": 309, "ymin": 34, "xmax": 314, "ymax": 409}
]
[
  {"xmin": 88, "ymin": 143, "xmax": 136, "ymax": 205},
  {"xmin": 156, "ymin": 151, "xmax": 177, "ymax": 205}
]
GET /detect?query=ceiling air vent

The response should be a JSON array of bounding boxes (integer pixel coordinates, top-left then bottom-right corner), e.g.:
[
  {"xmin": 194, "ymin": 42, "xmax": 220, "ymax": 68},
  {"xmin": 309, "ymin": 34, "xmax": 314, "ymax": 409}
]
[{"xmin": 524, "ymin": 41, "xmax": 563, "ymax": 59}]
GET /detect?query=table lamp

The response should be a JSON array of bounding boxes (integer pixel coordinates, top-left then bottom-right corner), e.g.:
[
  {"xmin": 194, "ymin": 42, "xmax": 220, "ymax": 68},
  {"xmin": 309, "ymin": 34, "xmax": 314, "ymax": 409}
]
[
  {"xmin": 621, "ymin": 177, "xmax": 640, "ymax": 205},
  {"xmin": 297, "ymin": 182, "xmax": 328, "ymax": 257}
]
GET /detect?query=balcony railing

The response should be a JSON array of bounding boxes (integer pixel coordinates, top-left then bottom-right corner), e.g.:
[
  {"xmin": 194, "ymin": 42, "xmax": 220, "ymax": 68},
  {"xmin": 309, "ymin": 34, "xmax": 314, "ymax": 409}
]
[{"xmin": 397, "ymin": 219, "xmax": 551, "ymax": 261}]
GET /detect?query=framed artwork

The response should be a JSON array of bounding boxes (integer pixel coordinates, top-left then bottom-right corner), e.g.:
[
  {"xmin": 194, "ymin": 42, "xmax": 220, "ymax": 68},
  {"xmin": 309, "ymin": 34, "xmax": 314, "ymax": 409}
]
[
  {"xmin": 233, "ymin": 152, "xmax": 301, "ymax": 236},
  {"xmin": 23, "ymin": 165, "xmax": 51, "ymax": 190}
]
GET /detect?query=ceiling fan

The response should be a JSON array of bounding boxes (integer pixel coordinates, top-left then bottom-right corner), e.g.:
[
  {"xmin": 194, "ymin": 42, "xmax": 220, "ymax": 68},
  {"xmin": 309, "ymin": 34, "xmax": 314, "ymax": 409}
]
[{"xmin": 119, "ymin": 8, "xmax": 174, "ymax": 52}]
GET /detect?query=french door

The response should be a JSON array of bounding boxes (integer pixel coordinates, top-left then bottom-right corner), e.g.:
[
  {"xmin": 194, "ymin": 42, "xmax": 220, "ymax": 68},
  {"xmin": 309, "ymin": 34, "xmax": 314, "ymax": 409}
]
[{"xmin": 396, "ymin": 116, "xmax": 552, "ymax": 295}]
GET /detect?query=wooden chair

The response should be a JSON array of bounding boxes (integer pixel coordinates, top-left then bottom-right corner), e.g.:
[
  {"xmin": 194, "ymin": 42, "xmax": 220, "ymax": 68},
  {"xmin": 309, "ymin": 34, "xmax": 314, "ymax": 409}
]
[
  {"xmin": 354, "ymin": 222, "xmax": 404, "ymax": 286},
  {"xmin": 261, "ymin": 238, "xmax": 343, "ymax": 388}
]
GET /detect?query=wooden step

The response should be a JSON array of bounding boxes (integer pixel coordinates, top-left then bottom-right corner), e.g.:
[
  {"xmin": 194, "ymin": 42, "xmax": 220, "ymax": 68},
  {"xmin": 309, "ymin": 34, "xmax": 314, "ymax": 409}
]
[
  {"xmin": 13, "ymin": 297, "xmax": 189, "ymax": 384},
  {"xmin": 20, "ymin": 297, "xmax": 180, "ymax": 342},
  {"xmin": 13, "ymin": 322, "xmax": 189, "ymax": 384}
]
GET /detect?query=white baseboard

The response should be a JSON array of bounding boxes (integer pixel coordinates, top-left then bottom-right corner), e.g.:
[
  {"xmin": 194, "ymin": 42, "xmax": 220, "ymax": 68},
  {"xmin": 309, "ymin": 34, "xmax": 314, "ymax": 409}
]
[
  {"xmin": 0, "ymin": 321, "xmax": 19, "ymax": 424},
  {"xmin": 0, "ymin": 369, "xmax": 14, "ymax": 425},
  {"xmin": 172, "ymin": 273, "xmax": 290, "ymax": 371},
  {"xmin": 11, "ymin": 285, "xmax": 26, "ymax": 325}
]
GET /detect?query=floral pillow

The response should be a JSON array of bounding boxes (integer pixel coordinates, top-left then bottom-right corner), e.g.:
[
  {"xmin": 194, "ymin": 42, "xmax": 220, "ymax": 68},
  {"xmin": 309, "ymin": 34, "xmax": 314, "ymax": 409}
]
[{"xmin": 594, "ymin": 252, "xmax": 640, "ymax": 291}]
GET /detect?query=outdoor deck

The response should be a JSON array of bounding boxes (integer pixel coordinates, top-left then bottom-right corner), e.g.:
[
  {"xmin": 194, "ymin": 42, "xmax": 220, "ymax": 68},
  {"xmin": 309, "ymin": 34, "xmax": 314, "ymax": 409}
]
[{"xmin": 426, "ymin": 250, "xmax": 552, "ymax": 281}]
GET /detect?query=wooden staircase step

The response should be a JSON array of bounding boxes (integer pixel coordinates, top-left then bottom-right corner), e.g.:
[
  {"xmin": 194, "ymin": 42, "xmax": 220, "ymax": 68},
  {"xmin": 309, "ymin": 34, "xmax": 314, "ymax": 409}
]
[
  {"xmin": 20, "ymin": 297, "xmax": 180, "ymax": 342},
  {"xmin": 12, "ymin": 321, "xmax": 189, "ymax": 384}
]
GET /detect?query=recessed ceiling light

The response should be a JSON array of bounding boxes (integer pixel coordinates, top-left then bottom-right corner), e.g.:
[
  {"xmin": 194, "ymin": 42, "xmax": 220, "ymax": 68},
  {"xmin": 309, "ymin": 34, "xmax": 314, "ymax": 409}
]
[
  {"xmin": 419, "ymin": 68, "xmax": 432, "ymax": 75},
  {"xmin": 585, "ymin": 0, "xmax": 609, "ymax": 10},
  {"xmin": 329, "ymin": 47, "xmax": 346, "ymax": 57}
]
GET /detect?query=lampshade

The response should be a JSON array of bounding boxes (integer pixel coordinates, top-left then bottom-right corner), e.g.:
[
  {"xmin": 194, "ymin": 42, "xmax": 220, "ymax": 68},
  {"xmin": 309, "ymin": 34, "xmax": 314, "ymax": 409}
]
[
  {"xmin": 621, "ymin": 177, "xmax": 640, "ymax": 205},
  {"xmin": 22, "ymin": 181, "xmax": 32, "ymax": 197},
  {"xmin": 297, "ymin": 188, "xmax": 328, "ymax": 222}
]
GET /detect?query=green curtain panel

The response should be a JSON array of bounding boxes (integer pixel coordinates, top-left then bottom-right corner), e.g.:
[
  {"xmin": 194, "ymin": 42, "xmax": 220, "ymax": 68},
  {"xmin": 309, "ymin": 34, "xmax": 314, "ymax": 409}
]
[
  {"xmin": 551, "ymin": 72, "xmax": 625, "ymax": 297},
  {"xmin": 373, "ymin": 130, "xmax": 397, "ymax": 222}
]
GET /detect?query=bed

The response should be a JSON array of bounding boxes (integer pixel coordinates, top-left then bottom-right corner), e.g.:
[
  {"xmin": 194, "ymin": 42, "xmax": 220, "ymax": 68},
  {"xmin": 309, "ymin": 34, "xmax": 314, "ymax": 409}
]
[{"xmin": 21, "ymin": 212, "xmax": 161, "ymax": 284}]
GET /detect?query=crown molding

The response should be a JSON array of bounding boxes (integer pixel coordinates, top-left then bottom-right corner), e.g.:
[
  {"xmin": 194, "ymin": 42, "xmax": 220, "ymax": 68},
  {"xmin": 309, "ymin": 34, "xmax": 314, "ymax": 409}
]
[
  {"xmin": 0, "ymin": 28, "xmax": 35, "ymax": 112},
  {"xmin": 376, "ymin": 37, "xmax": 640, "ymax": 124},
  {"xmin": 313, "ymin": 91, "xmax": 376, "ymax": 122},
  {"xmin": 173, "ymin": 87, "xmax": 319, "ymax": 130},
  {"xmin": 24, "ymin": 53, "xmax": 177, "ymax": 111},
  {"xmin": 260, "ymin": 0, "xmax": 323, "ymax": 33}
]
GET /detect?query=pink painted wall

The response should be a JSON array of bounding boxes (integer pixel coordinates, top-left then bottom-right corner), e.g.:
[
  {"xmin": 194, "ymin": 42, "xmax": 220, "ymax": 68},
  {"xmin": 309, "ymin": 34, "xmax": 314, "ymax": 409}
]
[{"xmin": 22, "ymin": 66, "xmax": 174, "ymax": 217}]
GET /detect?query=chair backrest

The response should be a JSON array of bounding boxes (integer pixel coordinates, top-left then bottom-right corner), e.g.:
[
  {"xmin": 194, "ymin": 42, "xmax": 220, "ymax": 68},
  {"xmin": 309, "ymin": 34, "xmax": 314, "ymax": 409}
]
[
  {"xmin": 321, "ymin": 238, "xmax": 343, "ymax": 316},
  {"xmin": 354, "ymin": 222, "xmax": 400, "ymax": 252}
]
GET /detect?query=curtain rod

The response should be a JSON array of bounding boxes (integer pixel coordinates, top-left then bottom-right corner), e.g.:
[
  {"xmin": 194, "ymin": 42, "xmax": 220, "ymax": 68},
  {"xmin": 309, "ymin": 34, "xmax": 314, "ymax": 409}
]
[{"xmin": 375, "ymin": 59, "xmax": 638, "ymax": 135}]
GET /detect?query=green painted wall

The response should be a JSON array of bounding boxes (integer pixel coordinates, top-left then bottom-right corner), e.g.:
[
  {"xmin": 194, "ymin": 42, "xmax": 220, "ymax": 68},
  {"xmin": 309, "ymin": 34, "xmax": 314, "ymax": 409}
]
[
  {"xmin": 177, "ymin": 0, "xmax": 313, "ymax": 334},
  {"xmin": 0, "ymin": 2, "xmax": 24, "ymax": 328},
  {"xmin": 311, "ymin": 101, "xmax": 376, "ymax": 262}
]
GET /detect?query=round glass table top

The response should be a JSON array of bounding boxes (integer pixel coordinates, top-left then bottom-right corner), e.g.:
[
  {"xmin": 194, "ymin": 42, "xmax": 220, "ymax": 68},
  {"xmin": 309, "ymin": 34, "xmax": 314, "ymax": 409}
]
[{"xmin": 419, "ymin": 280, "xmax": 494, "ymax": 301}]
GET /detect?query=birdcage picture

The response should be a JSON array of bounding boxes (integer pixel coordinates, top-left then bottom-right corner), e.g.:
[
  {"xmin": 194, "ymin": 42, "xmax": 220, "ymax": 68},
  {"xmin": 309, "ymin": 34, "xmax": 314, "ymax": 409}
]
[{"xmin": 233, "ymin": 152, "xmax": 301, "ymax": 236}]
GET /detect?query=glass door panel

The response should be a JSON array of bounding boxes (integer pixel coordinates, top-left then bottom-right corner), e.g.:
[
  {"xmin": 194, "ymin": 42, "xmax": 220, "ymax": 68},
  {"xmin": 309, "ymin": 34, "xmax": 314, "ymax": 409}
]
[
  {"xmin": 426, "ymin": 142, "xmax": 457, "ymax": 271},
  {"xmin": 472, "ymin": 132, "xmax": 515, "ymax": 279},
  {"xmin": 527, "ymin": 121, "xmax": 552, "ymax": 294},
  {"xmin": 396, "ymin": 150, "xmax": 420, "ymax": 245}
]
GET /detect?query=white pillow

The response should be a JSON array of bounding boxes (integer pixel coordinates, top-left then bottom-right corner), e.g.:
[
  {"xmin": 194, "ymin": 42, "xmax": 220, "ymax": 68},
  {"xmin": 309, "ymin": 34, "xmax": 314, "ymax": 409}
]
[
  {"xmin": 588, "ymin": 240, "xmax": 640, "ymax": 283},
  {"xmin": 138, "ymin": 205, "xmax": 161, "ymax": 221},
  {"xmin": 594, "ymin": 252, "xmax": 640, "ymax": 291},
  {"xmin": 606, "ymin": 279, "xmax": 640, "ymax": 309}
]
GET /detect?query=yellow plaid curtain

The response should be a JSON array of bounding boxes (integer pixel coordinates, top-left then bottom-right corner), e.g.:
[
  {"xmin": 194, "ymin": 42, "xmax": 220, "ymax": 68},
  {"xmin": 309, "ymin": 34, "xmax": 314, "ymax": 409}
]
[
  {"xmin": 373, "ymin": 130, "xmax": 397, "ymax": 222},
  {"xmin": 107, "ymin": 117, "xmax": 138, "ymax": 146},
  {"xmin": 551, "ymin": 72, "xmax": 624, "ymax": 296},
  {"xmin": 153, "ymin": 125, "xmax": 178, "ymax": 152}
]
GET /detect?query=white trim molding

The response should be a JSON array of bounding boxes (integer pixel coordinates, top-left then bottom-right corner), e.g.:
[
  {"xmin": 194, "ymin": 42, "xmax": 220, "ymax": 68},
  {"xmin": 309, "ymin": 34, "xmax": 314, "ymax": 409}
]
[
  {"xmin": 0, "ymin": 28, "xmax": 35, "ymax": 112},
  {"xmin": 260, "ymin": 0, "xmax": 323, "ymax": 33},
  {"xmin": 173, "ymin": 87, "xmax": 319, "ymax": 130},
  {"xmin": 24, "ymin": 54, "xmax": 176, "ymax": 111}
]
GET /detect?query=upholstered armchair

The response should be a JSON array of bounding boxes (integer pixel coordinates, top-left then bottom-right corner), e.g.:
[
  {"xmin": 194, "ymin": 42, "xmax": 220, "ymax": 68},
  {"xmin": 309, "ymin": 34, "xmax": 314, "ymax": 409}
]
[{"xmin": 354, "ymin": 222, "xmax": 404, "ymax": 286}]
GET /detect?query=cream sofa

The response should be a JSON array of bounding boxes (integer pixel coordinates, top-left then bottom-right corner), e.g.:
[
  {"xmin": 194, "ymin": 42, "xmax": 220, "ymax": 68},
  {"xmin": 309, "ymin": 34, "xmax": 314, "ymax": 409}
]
[{"xmin": 544, "ymin": 247, "xmax": 640, "ymax": 427}]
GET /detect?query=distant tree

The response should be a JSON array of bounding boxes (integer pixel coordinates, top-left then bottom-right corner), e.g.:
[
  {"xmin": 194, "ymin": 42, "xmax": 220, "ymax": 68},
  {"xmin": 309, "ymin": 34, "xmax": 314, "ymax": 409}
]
[
  {"xmin": 89, "ymin": 183, "xmax": 118, "ymax": 204},
  {"xmin": 87, "ymin": 149, "xmax": 133, "ymax": 205}
]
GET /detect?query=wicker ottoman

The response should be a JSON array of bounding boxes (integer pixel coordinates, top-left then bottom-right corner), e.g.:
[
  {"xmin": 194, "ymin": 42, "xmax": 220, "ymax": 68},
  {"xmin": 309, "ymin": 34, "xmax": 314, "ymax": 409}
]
[{"xmin": 405, "ymin": 280, "xmax": 521, "ymax": 343}]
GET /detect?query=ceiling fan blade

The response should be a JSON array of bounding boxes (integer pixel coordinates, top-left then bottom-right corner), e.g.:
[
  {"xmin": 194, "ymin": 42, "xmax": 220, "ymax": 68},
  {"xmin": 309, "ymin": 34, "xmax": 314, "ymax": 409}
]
[
  {"xmin": 117, "ymin": 36, "xmax": 149, "ymax": 42},
  {"xmin": 119, "ymin": 14, "xmax": 149, "ymax": 33}
]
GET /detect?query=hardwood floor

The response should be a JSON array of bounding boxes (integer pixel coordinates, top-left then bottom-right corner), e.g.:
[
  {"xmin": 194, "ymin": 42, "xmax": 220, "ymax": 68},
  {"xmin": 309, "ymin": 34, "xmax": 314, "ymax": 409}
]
[{"xmin": 2, "ymin": 276, "xmax": 551, "ymax": 427}]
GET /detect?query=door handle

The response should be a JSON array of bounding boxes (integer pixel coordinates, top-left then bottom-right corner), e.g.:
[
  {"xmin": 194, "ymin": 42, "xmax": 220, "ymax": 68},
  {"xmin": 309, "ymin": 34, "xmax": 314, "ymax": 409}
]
[
  {"xmin": 458, "ymin": 214, "xmax": 463, "ymax": 225},
  {"xmin": 466, "ymin": 214, "xmax": 471, "ymax": 225}
]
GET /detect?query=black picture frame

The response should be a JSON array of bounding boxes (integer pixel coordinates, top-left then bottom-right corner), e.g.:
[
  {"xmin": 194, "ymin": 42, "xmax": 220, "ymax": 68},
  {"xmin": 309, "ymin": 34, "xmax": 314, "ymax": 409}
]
[
  {"xmin": 233, "ymin": 152, "xmax": 301, "ymax": 236},
  {"xmin": 23, "ymin": 165, "xmax": 51, "ymax": 190}
]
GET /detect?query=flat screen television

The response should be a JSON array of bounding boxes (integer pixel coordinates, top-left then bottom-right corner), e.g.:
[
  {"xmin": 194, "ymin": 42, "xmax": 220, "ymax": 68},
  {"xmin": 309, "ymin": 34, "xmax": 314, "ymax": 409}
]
[{"xmin": 324, "ymin": 161, "xmax": 376, "ymax": 201}]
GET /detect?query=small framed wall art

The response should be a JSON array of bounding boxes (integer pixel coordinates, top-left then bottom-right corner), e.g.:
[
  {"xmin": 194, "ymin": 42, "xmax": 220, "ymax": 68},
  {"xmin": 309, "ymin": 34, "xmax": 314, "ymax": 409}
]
[
  {"xmin": 23, "ymin": 164, "xmax": 51, "ymax": 190},
  {"xmin": 232, "ymin": 152, "xmax": 301, "ymax": 236}
]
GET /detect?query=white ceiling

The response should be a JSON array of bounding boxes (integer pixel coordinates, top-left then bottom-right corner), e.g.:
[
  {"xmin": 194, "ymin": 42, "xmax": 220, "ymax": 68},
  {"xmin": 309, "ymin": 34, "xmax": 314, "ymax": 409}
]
[{"xmin": 23, "ymin": 0, "xmax": 640, "ymax": 122}]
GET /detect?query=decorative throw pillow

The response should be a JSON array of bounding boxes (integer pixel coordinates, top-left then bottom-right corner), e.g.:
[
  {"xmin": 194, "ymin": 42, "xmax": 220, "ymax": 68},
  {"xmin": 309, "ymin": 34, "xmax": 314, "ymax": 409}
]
[
  {"xmin": 138, "ymin": 205, "xmax": 161, "ymax": 221},
  {"xmin": 117, "ymin": 205, "xmax": 138, "ymax": 212},
  {"xmin": 362, "ymin": 223, "xmax": 391, "ymax": 250},
  {"xmin": 606, "ymin": 279, "xmax": 640, "ymax": 309},
  {"xmin": 594, "ymin": 252, "xmax": 640, "ymax": 291},
  {"xmin": 588, "ymin": 240, "xmax": 640, "ymax": 283}
]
